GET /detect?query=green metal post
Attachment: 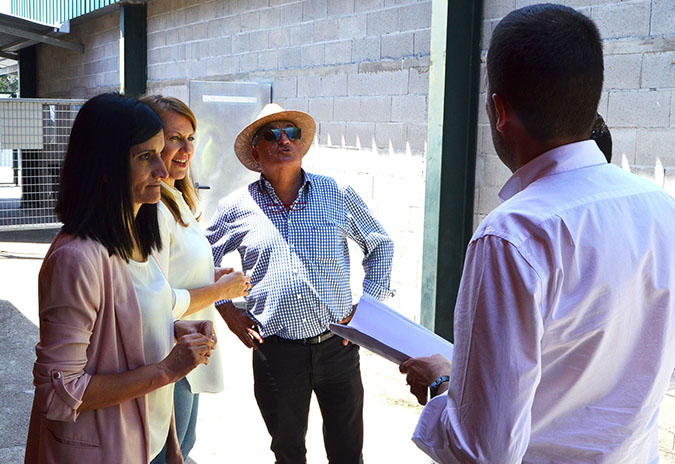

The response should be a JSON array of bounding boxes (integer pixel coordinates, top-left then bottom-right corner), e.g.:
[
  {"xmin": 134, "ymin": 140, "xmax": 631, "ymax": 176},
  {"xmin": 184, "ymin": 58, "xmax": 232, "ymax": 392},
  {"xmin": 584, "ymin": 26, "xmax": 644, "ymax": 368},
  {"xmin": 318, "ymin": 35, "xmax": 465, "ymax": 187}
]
[
  {"xmin": 420, "ymin": 0, "xmax": 483, "ymax": 341},
  {"xmin": 120, "ymin": 3, "xmax": 147, "ymax": 97},
  {"xmin": 18, "ymin": 45, "xmax": 37, "ymax": 97}
]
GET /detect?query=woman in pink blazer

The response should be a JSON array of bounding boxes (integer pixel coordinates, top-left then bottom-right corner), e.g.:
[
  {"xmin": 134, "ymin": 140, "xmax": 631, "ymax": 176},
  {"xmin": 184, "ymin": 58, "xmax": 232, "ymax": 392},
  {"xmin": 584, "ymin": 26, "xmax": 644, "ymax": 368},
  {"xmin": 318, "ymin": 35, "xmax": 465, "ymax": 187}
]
[{"xmin": 25, "ymin": 93, "xmax": 215, "ymax": 464}]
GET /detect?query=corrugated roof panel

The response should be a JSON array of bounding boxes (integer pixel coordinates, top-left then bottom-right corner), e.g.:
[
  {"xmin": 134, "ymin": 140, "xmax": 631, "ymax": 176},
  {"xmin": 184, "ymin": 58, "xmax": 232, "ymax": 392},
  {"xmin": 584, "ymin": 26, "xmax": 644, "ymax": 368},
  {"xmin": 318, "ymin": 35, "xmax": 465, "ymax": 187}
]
[{"xmin": 10, "ymin": 0, "xmax": 121, "ymax": 25}]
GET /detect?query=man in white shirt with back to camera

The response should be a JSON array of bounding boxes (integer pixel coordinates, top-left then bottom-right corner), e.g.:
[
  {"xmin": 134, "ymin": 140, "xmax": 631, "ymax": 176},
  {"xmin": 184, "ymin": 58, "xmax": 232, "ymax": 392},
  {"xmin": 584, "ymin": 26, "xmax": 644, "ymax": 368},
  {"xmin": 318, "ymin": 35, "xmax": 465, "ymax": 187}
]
[{"xmin": 400, "ymin": 3, "xmax": 675, "ymax": 463}]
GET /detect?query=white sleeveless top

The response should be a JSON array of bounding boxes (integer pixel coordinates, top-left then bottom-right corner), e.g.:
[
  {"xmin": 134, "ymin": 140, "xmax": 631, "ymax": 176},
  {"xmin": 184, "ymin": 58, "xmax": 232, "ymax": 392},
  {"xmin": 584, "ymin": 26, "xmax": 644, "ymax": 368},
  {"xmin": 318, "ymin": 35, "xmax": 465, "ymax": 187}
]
[
  {"xmin": 155, "ymin": 182, "xmax": 224, "ymax": 393},
  {"xmin": 126, "ymin": 256, "xmax": 177, "ymax": 461}
]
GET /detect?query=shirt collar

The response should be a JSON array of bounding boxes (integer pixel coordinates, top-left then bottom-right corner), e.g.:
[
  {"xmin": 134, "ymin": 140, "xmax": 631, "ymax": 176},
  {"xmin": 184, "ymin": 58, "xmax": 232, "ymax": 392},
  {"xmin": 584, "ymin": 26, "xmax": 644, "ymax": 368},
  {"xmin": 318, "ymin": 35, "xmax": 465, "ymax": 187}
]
[
  {"xmin": 259, "ymin": 169, "xmax": 312, "ymax": 193},
  {"xmin": 498, "ymin": 140, "xmax": 607, "ymax": 201},
  {"xmin": 161, "ymin": 181, "xmax": 182, "ymax": 200}
]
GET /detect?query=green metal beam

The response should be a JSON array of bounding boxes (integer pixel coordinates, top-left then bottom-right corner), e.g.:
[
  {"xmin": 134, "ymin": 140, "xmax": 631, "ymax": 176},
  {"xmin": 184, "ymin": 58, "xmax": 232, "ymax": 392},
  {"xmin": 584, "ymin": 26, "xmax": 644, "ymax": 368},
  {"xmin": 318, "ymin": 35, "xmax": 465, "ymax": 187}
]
[
  {"xmin": 421, "ymin": 0, "xmax": 483, "ymax": 342},
  {"xmin": 120, "ymin": 3, "xmax": 146, "ymax": 97}
]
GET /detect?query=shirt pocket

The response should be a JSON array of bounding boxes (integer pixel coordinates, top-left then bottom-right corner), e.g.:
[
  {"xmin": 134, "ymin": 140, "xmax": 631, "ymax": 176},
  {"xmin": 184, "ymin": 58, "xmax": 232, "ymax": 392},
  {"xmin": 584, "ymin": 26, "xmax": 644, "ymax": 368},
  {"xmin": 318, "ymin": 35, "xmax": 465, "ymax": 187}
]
[
  {"xmin": 303, "ymin": 221, "xmax": 345, "ymax": 262},
  {"xmin": 42, "ymin": 418, "xmax": 101, "ymax": 462}
]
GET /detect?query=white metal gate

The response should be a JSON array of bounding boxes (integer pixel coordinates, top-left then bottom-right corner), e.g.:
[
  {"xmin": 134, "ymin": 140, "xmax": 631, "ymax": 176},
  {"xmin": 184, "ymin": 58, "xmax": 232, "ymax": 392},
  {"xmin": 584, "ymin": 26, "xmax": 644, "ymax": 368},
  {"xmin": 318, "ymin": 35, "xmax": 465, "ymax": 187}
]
[{"xmin": 0, "ymin": 98, "xmax": 84, "ymax": 231}]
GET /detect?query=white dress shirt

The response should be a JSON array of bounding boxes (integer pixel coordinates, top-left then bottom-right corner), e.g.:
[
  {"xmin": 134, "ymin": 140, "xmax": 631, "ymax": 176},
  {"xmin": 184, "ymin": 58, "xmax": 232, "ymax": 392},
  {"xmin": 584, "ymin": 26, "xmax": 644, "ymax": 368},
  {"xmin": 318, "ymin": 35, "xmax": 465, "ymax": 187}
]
[
  {"xmin": 127, "ymin": 257, "xmax": 184, "ymax": 461},
  {"xmin": 414, "ymin": 141, "xmax": 675, "ymax": 463},
  {"xmin": 156, "ymin": 182, "xmax": 224, "ymax": 393}
]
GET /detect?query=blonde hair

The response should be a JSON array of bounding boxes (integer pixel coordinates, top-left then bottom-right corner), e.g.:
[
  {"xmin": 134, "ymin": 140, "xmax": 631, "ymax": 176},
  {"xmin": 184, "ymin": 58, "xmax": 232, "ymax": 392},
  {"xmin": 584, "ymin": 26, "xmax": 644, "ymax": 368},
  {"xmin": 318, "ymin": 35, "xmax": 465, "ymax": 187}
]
[{"xmin": 139, "ymin": 95, "xmax": 200, "ymax": 226}]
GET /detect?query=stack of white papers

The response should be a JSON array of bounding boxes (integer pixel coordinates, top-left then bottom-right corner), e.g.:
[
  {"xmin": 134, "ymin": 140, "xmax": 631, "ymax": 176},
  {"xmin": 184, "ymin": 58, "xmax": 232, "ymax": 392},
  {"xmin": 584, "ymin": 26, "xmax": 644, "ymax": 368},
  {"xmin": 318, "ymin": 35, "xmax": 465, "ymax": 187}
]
[{"xmin": 329, "ymin": 294, "xmax": 454, "ymax": 365}]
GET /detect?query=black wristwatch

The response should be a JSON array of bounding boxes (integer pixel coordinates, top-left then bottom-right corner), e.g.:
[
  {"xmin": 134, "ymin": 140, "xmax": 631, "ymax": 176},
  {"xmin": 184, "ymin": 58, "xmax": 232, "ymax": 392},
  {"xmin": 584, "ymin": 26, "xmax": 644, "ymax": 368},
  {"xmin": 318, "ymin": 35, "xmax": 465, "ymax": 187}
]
[{"xmin": 429, "ymin": 375, "xmax": 450, "ymax": 398}]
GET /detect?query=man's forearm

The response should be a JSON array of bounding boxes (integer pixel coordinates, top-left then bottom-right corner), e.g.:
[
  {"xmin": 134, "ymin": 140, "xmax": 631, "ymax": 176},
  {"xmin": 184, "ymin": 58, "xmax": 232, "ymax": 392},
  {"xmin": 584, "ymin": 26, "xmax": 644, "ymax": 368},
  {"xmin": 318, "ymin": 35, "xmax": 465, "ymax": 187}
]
[{"xmin": 216, "ymin": 300, "xmax": 237, "ymax": 317}]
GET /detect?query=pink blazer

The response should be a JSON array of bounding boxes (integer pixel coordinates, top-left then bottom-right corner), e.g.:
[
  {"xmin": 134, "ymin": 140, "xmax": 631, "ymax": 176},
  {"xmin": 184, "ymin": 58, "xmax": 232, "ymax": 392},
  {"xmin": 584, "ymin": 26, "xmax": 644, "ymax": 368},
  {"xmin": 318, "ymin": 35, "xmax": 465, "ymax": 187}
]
[{"xmin": 25, "ymin": 233, "xmax": 150, "ymax": 464}]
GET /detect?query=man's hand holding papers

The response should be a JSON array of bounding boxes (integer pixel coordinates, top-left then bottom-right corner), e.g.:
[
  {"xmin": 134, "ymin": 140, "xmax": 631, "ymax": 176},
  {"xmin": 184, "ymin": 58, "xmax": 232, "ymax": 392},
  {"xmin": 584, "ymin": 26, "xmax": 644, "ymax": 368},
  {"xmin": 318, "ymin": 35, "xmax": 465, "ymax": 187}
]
[{"xmin": 400, "ymin": 354, "xmax": 451, "ymax": 405}]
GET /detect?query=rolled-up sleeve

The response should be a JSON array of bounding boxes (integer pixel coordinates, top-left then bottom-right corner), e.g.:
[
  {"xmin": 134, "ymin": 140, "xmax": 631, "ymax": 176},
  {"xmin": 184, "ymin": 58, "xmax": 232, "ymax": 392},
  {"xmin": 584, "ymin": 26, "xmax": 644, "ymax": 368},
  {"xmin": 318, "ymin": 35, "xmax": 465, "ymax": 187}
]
[
  {"xmin": 205, "ymin": 199, "xmax": 241, "ymax": 307},
  {"xmin": 412, "ymin": 394, "xmax": 459, "ymax": 463},
  {"xmin": 344, "ymin": 186, "xmax": 395, "ymax": 301},
  {"xmin": 171, "ymin": 288, "xmax": 191, "ymax": 319},
  {"xmin": 205, "ymin": 200, "xmax": 237, "ymax": 269},
  {"xmin": 33, "ymin": 246, "xmax": 100, "ymax": 422}
]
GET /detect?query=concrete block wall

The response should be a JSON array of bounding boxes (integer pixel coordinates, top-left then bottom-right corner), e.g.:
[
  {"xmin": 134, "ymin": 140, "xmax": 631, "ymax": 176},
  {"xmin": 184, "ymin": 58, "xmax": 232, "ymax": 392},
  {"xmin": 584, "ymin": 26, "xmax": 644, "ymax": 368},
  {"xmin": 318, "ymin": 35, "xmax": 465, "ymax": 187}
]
[
  {"xmin": 146, "ymin": 0, "xmax": 432, "ymax": 321},
  {"xmin": 36, "ymin": 12, "xmax": 120, "ymax": 98},
  {"xmin": 32, "ymin": 0, "xmax": 673, "ymax": 327},
  {"xmin": 475, "ymin": 0, "xmax": 675, "ymax": 229}
]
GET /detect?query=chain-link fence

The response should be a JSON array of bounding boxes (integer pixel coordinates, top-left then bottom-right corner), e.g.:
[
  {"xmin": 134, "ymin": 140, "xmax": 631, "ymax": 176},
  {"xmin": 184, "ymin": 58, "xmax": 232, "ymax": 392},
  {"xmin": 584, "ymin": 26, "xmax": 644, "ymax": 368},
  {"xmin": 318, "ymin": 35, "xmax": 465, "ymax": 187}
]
[{"xmin": 0, "ymin": 98, "xmax": 83, "ymax": 231}]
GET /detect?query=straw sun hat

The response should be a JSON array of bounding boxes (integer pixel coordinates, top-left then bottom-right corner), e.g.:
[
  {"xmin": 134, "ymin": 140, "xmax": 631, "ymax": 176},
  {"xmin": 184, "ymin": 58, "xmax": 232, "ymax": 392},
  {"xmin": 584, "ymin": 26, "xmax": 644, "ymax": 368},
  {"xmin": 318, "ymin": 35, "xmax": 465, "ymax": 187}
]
[{"xmin": 233, "ymin": 103, "xmax": 316, "ymax": 172}]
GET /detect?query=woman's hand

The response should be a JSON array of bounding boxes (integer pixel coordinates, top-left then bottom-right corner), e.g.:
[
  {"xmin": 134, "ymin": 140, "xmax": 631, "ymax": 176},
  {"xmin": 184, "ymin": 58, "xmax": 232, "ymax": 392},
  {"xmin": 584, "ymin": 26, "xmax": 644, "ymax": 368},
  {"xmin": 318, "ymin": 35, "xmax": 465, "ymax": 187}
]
[
  {"xmin": 214, "ymin": 270, "xmax": 251, "ymax": 300},
  {"xmin": 182, "ymin": 271, "xmax": 251, "ymax": 317},
  {"xmin": 161, "ymin": 328, "xmax": 216, "ymax": 383},
  {"xmin": 214, "ymin": 266, "xmax": 234, "ymax": 281},
  {"xmin": 174, "ymin": 319, "xmax": 215, "ymax": 341}
]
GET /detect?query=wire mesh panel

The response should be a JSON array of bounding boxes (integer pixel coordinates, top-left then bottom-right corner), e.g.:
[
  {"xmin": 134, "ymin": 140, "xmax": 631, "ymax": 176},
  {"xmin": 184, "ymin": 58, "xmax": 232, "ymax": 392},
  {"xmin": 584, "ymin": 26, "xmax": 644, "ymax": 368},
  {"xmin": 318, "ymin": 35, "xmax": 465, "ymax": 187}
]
[{"xmin": 0, "ymin": 99, "xmax": 83, "ymax": 231}]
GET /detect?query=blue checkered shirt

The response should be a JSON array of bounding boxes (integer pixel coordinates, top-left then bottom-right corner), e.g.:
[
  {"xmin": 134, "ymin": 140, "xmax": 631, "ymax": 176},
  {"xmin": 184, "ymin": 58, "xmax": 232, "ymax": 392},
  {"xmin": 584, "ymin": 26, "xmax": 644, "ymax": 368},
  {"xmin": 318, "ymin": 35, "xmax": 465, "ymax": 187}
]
[{"xmin": 206, "ymin": 171, "xmax": 395, "ymax": 340}]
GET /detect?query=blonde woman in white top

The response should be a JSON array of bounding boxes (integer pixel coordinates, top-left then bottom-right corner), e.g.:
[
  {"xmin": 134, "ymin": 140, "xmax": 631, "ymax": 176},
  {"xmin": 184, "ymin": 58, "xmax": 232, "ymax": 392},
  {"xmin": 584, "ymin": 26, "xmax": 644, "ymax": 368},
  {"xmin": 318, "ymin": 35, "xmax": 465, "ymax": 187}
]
[{"xmin": 141, "ymin": 95, "xmax": 251, "ymax": 461}]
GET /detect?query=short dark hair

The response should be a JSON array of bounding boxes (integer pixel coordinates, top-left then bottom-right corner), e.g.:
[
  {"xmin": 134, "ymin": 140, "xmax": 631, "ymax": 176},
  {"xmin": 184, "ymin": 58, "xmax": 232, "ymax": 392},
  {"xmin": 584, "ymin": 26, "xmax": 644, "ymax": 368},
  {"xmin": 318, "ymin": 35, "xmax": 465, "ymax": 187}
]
[
  {"xmin": 56, "ymin": 93, "xmax": 164, "ymax": 261},
  {"xmin": 590, "ymin": 113, "xmax": 612, "ymax": 163},
  {"xmin": 487, "ymin": 3, "xmax": 604, "ymax": 141}
]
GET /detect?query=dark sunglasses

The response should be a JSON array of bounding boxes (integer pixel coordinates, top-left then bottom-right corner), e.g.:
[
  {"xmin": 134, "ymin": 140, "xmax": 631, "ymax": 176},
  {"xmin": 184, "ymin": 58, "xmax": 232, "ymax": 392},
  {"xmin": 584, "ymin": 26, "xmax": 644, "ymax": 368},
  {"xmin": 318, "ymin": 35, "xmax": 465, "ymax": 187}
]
[{"xmin": 261, "ymin": 127, "xmax": 302, "ymax": 142}]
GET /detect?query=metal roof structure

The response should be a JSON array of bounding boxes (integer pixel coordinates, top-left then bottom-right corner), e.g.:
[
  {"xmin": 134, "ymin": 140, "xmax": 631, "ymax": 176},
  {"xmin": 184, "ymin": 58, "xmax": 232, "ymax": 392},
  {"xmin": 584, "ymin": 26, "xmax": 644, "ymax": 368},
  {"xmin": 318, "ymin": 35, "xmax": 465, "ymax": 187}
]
[
  {"xmin": 10, "ymin": 0, "xmax": 121, "ymax": 26},
  {"xmin": 0, "ymin": 12, "xmax": 83, "ymax": 71}
]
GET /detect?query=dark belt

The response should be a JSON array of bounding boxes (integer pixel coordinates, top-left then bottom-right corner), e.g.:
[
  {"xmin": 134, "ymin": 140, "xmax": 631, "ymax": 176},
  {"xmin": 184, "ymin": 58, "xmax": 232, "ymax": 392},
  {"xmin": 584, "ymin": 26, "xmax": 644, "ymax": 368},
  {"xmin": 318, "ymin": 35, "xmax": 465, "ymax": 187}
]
[{"xmin": 272, "ymin": 330, "xmax": 335, "ymax": 345}]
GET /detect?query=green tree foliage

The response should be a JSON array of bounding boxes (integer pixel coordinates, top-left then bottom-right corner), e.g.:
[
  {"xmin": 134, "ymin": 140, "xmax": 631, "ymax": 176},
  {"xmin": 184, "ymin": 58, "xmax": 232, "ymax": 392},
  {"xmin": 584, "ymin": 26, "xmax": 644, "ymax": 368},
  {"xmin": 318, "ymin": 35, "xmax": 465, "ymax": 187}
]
[{"xmin": 0, "ymin": 74, "xmax": 18, "ymax": 95}]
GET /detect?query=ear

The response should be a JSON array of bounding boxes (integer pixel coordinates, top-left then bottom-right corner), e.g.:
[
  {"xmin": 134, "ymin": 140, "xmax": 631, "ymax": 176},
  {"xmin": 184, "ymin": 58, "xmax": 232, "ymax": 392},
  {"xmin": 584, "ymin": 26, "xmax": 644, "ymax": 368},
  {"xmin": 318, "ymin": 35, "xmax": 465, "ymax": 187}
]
[
  {"xmin": 251, "ymin": 146, "xmax": 260, "ymax": 163},
  {"xmin": 490, "ymin": 93, "xmax": 510, "ymax": 135}
]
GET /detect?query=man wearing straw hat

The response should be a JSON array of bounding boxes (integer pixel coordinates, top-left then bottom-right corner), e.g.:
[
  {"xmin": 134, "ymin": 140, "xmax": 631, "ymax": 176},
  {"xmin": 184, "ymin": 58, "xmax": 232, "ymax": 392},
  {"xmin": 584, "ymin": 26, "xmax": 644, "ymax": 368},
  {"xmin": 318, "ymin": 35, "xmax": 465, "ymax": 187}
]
[{"xmin": 206, "ymin": 103, "xmax": 394, "ymax": 463}]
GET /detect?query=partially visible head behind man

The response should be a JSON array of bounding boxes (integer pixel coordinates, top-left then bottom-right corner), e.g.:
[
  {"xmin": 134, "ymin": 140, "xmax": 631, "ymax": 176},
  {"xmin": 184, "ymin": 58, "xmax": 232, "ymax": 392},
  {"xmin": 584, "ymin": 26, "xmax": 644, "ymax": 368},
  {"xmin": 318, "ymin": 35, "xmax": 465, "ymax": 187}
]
[
  {"xmin": 487, "ymin": 3, "xmax": 604, "ymax": 142},
  {"xmin": 56, "ymin": 92, "xmax": 164, "ymax": 261},
  {"xmin": 590, "ymin": 113, "xmax": 612, "ymax": 163}
]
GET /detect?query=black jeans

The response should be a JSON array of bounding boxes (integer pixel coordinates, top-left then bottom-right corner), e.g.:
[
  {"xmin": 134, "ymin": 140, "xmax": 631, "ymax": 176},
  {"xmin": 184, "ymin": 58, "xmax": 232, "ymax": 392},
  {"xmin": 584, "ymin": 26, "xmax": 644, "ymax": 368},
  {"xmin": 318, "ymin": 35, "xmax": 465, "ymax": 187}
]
[{"xmin": 253, "ymin": 335, "xmax": 364, "ymax": 464}]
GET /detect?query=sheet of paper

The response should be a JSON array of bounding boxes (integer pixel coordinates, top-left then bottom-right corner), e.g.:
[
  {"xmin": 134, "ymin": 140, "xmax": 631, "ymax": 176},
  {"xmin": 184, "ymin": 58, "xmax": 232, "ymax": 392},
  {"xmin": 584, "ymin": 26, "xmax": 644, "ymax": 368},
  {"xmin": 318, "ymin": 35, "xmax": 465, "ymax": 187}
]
[{"xmin": 329, "ymin": 294, "xmax": 454, "ymax": 365}]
